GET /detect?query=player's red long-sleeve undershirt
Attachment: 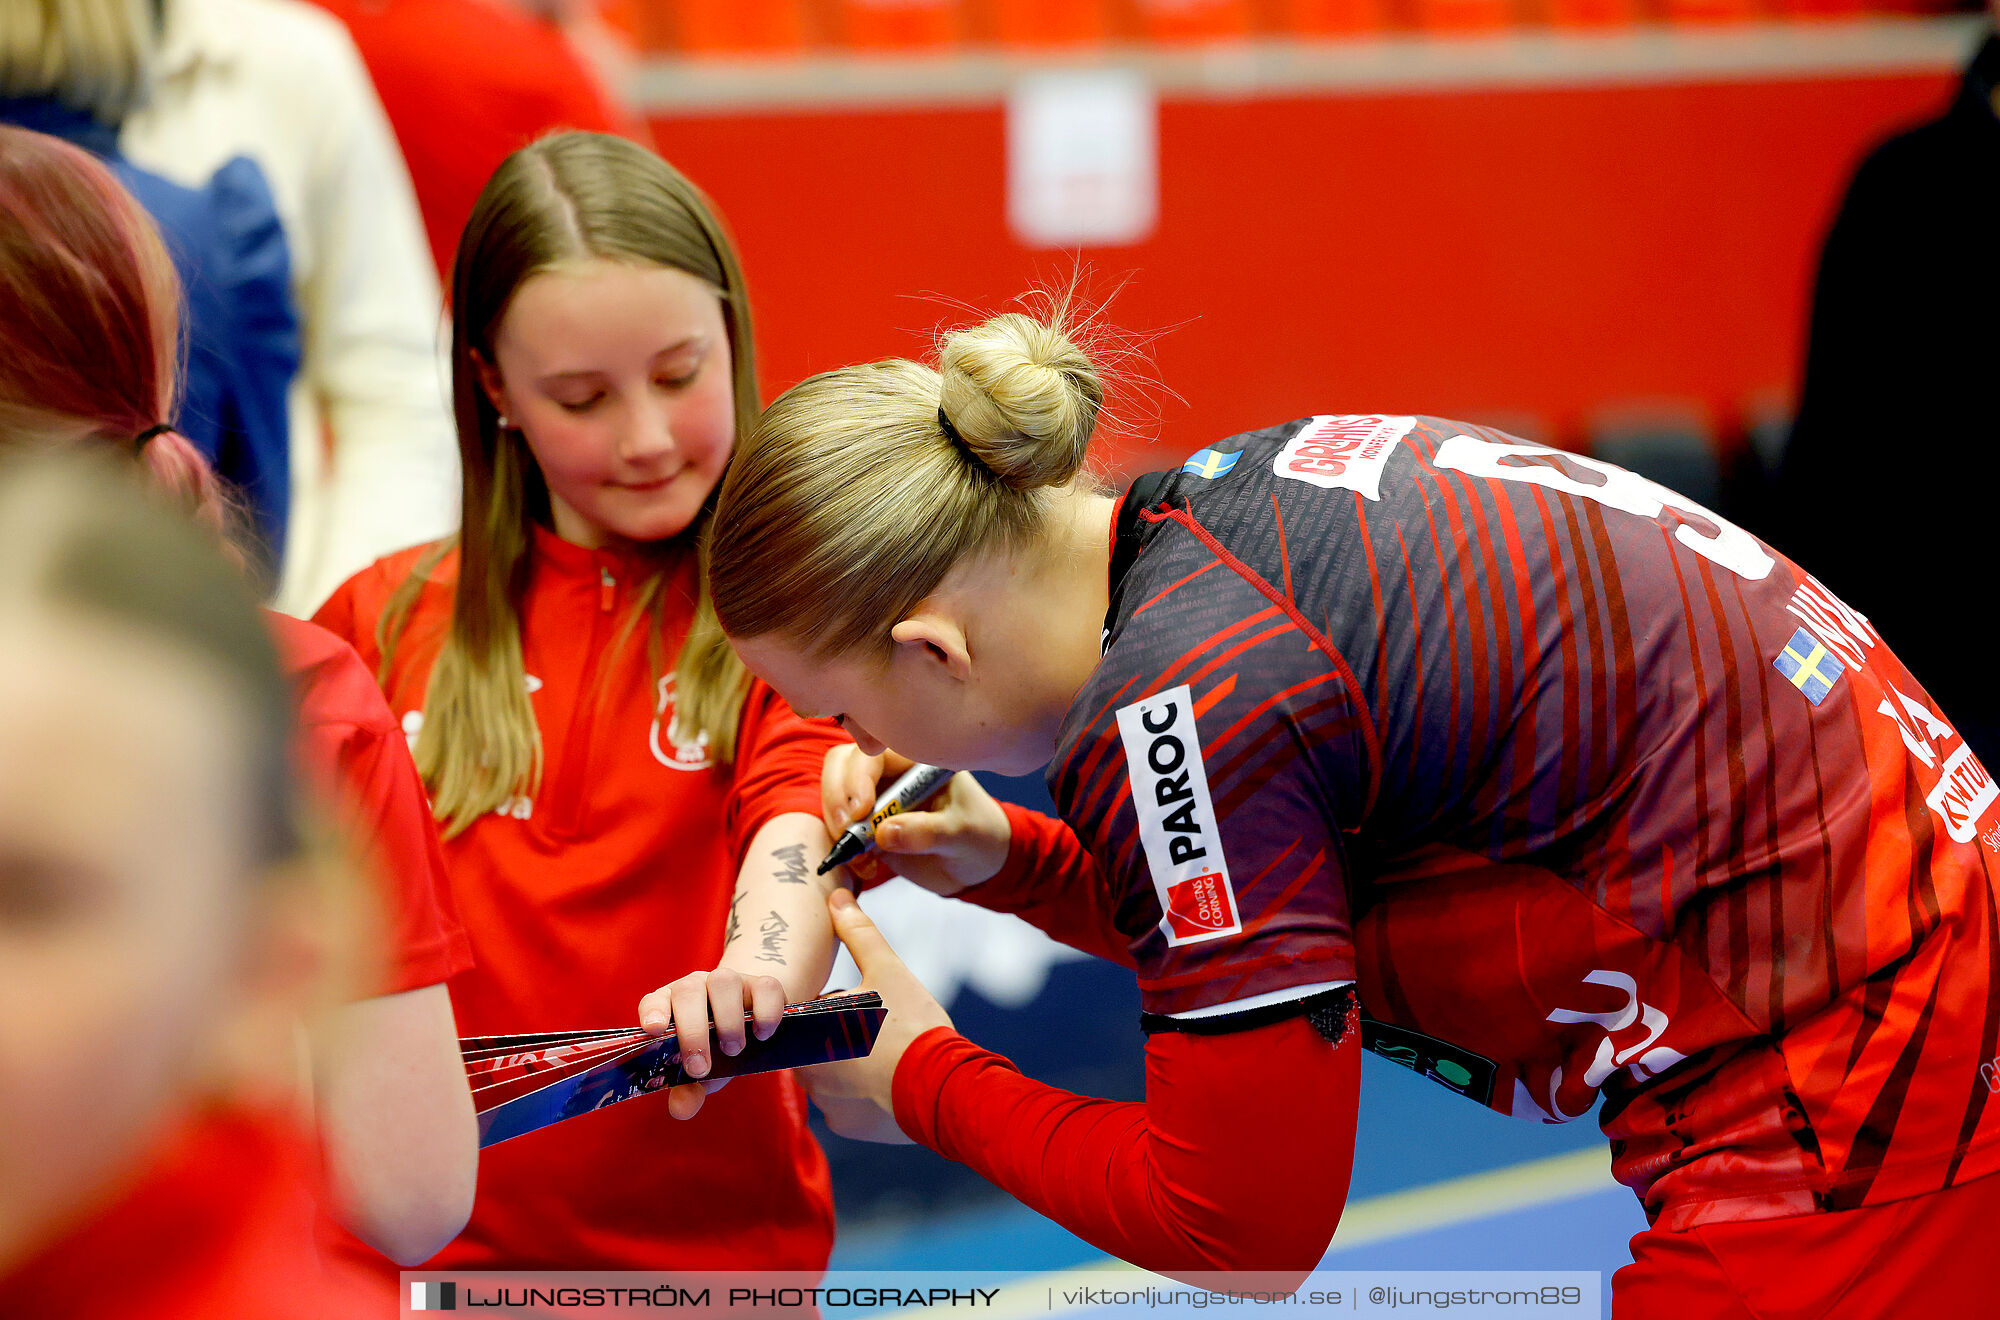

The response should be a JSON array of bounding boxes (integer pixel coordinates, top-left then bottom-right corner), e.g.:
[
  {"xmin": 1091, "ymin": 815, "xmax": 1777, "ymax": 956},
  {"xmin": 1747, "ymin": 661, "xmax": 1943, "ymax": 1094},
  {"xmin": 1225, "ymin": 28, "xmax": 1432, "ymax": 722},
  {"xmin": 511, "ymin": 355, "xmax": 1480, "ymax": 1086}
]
[
  {"xmin": 894, "ymin": 800, "xmax": 1357, "ymax": 1280},
  {"xmin": 891, "ymin": 1006, "xmax": 1358, "ymax": 1281},
  {"xmin": 957, "ymin": 802, "xmax": 1129, "ymax": 966}
]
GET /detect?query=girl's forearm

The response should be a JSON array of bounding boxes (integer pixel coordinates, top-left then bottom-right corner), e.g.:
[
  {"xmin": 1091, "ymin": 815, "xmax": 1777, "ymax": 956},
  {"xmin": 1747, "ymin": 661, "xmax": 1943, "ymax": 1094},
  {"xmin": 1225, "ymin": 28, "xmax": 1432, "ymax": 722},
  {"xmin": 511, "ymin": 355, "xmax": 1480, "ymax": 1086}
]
[{"xmin": 717, "ymin": 811, "xmax": 848, "ymax": 1001}]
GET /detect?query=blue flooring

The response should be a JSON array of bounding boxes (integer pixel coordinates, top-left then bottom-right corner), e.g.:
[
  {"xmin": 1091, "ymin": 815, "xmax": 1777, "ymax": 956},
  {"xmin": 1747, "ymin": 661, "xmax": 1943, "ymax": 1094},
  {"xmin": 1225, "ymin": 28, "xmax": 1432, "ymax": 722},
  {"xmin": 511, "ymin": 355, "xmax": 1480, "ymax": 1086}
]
[{"xmin": 1319, "ymin": 1185, "xmax": 1646, "ymax": 1316}]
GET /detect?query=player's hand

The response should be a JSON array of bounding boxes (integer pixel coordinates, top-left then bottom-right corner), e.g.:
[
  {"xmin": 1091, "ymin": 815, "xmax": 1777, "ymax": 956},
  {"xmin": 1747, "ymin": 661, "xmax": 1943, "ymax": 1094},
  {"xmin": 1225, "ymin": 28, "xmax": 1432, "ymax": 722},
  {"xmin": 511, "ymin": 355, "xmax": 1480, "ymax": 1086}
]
[
  {"xmin": 821, "ymin": 745, "xmax": 1012, "ymax": 897},
  {"xmin": 636, "ymin": 966, "xmax": 786, "ymax": 1121},
  {"xmin": 799, "ymin": 889, "xmax": 953, "ymax": 1144}
]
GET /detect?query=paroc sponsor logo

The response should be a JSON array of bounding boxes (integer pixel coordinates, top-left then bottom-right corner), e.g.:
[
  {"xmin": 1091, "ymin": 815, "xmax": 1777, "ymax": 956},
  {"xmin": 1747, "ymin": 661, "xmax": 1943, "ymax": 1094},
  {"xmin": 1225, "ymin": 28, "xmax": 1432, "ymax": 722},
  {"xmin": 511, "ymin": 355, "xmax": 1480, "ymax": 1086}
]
[{"xmin": 1115, "ymin": 684, "xmax": 1241, "ymax": 947}]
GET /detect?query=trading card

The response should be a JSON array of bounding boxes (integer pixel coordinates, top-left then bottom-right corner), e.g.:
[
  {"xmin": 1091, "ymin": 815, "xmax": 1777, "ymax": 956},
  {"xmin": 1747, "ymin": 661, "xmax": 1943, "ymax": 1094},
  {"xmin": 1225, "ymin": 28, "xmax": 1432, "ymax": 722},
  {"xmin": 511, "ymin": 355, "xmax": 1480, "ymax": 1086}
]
[
  {"xmin": 466, "ymin": 1035, "xmax": 653, "ymax": 1087},
  {"xmin": 474, "ymin": 991, "xmax": 885, "ymax": 1147},
  {"xmin": 459, "ymin": 1026, "xmax": 653, "ymax": 1059}
]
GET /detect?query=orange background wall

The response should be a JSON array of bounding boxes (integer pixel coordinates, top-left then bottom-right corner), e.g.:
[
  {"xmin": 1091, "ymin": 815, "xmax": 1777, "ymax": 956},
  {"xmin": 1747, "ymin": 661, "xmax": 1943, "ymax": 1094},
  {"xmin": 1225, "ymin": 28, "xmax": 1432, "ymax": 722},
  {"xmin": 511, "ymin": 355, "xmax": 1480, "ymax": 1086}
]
[{"xmin": 651, "ymin": 68, "xmax": 1954, "ymax": 476}]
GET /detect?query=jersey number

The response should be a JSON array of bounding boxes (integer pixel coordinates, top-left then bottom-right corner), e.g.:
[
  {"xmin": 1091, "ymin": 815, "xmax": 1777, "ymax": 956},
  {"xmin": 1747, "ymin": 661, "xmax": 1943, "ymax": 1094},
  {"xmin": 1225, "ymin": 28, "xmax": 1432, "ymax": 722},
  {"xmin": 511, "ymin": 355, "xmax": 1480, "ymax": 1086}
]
[{"xmin": 1433, "ymin": 433, "xmax": 1774, "ymax": 582}]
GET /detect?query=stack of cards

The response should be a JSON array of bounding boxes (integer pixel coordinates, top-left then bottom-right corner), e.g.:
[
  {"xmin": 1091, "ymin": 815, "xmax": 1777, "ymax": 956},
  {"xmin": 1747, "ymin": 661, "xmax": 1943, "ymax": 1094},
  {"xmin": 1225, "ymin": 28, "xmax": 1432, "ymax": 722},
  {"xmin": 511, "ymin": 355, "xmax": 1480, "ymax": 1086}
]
[{"xmin": 463, "ymin": 991, "xmax": 887, "ymax": 1148}]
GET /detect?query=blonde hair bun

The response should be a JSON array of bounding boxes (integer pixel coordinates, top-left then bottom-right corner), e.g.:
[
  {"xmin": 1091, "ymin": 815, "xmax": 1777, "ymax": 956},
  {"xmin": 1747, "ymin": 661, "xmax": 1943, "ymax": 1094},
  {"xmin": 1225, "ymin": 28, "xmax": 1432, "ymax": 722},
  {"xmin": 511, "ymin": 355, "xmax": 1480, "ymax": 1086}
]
[{"xmin": 938, "ymin": 312, "xmax": 1103, "ymax": 492}]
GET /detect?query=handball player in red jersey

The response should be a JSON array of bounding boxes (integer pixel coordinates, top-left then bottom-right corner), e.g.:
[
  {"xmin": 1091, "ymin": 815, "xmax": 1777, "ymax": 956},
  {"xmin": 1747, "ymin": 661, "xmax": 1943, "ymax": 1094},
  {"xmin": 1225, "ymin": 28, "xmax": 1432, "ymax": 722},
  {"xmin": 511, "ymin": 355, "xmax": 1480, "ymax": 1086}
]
[
  {"xmin": 0, "ymin": 455, "xmax": 392, "ymax": 1317},
  {"xmin": 700, "ymin": 304, "xmax": 2000, "ymax": 1317}
]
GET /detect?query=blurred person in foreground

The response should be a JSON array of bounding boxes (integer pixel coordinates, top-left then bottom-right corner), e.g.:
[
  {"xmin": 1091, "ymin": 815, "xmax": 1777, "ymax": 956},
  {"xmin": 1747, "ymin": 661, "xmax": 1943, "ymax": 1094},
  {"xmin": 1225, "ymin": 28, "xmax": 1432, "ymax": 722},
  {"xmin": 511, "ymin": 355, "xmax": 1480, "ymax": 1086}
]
[
  {"xmin": 311, "ymin": 0, "xmax": 649, "ymax": 280},
  {"xmin": 121, "ymin": 0, "xmax": 460, "ymax": 615},
  {"xmin": 0, "ymin": 0, "xmax": 299, "ymax": 578},
  {"xmin": 0, "ymin": 122, "xmax": 477, "ymax": 1266},
  {"xmin": 0, "ymin": 449, "xmax": 391, "ymax": 1316},
  {"xmin": 1770, "ymin": 10, "xmax": 2000, "ymax": 767}
]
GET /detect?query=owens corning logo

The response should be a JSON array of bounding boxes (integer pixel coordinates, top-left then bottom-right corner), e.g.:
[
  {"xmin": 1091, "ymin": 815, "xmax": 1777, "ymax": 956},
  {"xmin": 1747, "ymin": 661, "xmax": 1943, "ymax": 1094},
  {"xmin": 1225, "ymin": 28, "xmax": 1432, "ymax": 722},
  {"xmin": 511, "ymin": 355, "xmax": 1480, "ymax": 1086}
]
[
  {"xmin": 1114, "ymin": 685, "xmax": 1240, "ymax": 946},
  {"xmin": 1164, "ymin": 871, "xmax": 1234, "ymax": 936}
]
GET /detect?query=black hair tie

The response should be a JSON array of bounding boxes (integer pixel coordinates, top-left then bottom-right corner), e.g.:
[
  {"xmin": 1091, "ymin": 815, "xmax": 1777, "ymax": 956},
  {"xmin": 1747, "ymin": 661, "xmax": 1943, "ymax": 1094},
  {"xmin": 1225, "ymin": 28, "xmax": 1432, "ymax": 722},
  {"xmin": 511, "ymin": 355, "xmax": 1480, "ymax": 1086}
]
[
  {"xmin": 133, "ymin": 423, "xmax": 174, "ymax": 451},
  {"xmin": 937, "ymin": 406, "xmax": 967, "ymax": 450}
]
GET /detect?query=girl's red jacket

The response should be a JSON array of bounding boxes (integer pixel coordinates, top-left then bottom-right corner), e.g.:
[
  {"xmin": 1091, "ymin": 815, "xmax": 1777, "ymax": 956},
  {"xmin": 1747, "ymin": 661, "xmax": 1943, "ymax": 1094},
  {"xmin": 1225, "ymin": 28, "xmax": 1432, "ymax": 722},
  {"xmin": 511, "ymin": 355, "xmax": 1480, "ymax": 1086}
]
[{"xmin": 314, "ymin": 526, "xmax": 843, "ymax": 1272}]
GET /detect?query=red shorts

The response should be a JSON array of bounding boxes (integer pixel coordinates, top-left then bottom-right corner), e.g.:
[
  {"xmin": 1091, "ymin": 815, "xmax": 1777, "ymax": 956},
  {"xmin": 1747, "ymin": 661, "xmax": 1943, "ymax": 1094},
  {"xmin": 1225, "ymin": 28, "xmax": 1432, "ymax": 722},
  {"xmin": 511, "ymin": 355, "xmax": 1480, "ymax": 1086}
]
[{"xmin": 1613, "ymin": 1168, "xmax": 1999, "ymax": 1319}]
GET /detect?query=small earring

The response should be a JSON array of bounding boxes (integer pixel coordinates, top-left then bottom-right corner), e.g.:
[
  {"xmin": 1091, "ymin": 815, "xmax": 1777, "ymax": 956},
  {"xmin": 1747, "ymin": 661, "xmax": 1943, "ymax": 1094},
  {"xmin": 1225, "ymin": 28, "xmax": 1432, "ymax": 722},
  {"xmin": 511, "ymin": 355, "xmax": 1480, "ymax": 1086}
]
[{"xmin": 496, "ymin": 414, "xmax": 512, "ymax": 431}]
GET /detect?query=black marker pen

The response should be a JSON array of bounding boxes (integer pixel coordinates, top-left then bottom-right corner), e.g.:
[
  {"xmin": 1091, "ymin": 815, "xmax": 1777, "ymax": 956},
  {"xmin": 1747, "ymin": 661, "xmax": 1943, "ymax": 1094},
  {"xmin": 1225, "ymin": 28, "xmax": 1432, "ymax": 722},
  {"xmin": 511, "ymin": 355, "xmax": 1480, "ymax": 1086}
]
[{"xmin": 818, "ymin": 763, "xmax": 956, "ymax": 875}]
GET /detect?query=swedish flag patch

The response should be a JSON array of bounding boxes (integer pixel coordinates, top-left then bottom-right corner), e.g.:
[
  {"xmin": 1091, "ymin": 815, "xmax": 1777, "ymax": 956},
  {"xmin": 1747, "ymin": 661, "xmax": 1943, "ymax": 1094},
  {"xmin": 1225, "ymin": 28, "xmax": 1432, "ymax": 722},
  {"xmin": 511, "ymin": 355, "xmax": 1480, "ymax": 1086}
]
[
  {"xmin": 1773, "ymin": 627, "xmax": 1845, "ymax": 707},
  {"xmin": 1181, "ymin": 449, "xmax": 1241, "ymax": 480}
]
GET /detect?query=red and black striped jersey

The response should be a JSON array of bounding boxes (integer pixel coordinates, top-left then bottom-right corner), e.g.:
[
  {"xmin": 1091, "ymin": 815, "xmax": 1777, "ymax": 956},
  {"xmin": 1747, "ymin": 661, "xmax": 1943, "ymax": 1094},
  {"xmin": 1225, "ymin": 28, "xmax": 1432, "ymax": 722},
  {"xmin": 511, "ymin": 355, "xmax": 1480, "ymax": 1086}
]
[{"xmin": 1054, "ymin": 414, "xmax": 2000, "ymax": 1229}]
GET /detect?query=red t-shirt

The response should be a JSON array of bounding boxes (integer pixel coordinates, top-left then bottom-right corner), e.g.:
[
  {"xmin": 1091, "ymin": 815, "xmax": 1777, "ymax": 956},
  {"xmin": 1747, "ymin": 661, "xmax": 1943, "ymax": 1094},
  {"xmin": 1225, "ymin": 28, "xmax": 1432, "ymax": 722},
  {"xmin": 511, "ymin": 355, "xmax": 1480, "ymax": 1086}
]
[
  {"xmin": 310, "ymin": 0, "xmax": 641, "ymax": 278},
  {"xmin": 269, "ymin": 611, "xmax": 472, "ymax": 994},
  {"xmin": 312, "ymin": 528, "xmax": 841, "ymax": 1273},
  {"xmin": 2, "ymin": 1108, "xmax": 393, "ymax": 1318}
]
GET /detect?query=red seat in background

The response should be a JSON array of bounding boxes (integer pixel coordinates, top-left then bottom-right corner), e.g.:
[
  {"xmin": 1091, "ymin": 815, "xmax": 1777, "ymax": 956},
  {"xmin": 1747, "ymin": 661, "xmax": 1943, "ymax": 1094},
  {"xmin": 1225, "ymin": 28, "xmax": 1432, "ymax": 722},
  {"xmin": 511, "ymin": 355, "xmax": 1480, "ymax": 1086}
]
[{"xmin": 667, "ymin": 0, "xmax": 814, "ymax": 56}]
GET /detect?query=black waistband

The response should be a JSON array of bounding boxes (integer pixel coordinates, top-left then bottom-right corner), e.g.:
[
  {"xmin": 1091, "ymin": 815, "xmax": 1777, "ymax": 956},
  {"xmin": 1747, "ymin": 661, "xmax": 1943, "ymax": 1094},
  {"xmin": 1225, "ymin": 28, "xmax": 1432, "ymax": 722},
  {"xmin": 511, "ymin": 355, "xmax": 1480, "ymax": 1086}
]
[{"xmin": 1140, "ymin": 984, "xmax": 1357, "ymax": 1038}]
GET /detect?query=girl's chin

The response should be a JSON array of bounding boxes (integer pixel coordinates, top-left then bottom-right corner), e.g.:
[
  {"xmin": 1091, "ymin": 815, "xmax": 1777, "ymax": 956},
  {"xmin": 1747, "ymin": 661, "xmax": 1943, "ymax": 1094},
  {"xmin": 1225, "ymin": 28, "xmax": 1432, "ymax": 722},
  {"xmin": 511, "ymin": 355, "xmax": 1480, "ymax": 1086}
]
[{"xmin": 597, "ymin": 497, "xmax": 706, "ymax": 545}]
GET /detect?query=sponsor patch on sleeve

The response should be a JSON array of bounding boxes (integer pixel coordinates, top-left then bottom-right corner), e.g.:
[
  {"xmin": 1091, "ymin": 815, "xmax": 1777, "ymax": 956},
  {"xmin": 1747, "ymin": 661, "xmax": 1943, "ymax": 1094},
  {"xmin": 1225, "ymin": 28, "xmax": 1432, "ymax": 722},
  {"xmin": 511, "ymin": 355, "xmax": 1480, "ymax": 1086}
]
[
  {"xmin": 1115, "ymin": 684, "xmax": 1241, "ymax": 946},
  {"xmin": 1878, "ymin": 682, "xmax": 2000, "ymax": 844},
  {"xmin": 1272, "ymin": 414, "xmax": 1416, "ymax": 500}
]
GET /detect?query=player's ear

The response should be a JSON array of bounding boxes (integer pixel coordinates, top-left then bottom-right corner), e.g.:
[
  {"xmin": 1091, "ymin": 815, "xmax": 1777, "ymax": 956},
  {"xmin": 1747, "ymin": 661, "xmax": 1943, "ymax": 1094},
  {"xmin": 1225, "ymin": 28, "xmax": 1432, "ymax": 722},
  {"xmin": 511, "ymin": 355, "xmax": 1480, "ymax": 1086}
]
[{"xmin": 890, "ymin": 613, "xmax": 971, "ymax": 682}]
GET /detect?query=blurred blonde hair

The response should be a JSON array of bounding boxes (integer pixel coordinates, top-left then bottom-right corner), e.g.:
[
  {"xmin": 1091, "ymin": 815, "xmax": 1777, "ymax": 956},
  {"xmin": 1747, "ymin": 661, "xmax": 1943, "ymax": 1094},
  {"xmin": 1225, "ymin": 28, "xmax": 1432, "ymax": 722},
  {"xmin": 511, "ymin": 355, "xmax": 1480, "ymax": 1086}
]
[
  {"xmin": 0, "ymin": 0, "xmax": 154, "ymax": 126},
  {"xmin": 378, "ymin": 132, "xmax": 757, "ymax": 836},
  {"xmin": 709, "ymin": 299, "xmax": 1104, "ymax": 657}
]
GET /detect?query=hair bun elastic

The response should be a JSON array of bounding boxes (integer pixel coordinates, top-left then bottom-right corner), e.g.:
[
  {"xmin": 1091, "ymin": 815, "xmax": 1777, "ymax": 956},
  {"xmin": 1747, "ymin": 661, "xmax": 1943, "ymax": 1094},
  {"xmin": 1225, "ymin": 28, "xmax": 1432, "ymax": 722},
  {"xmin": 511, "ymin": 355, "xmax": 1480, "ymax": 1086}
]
[
  {"xmin": 936, "ymin": 406, "xmax": 967, "ymax": 449},
  {"xmin": 133, "ymin": 423, "xmax": 175, "ymax": 450}
]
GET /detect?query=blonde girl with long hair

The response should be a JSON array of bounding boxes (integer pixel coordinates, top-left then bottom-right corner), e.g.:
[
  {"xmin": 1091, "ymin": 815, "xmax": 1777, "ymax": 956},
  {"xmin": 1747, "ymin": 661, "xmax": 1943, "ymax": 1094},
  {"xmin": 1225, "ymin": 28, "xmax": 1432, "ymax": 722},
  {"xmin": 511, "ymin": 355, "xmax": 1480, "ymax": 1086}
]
[{"xmin": 312, "ymin": 130, "xmax": 848, "ymax": 1274}]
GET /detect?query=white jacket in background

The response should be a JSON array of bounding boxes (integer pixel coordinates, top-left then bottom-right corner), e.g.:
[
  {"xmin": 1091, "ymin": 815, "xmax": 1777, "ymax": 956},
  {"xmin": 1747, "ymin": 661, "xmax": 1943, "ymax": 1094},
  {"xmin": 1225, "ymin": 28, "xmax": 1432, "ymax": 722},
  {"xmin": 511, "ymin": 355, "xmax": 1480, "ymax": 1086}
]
[{"xmin": 125, "ymin": 0, "xmax": 460, "ymax": 616}]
